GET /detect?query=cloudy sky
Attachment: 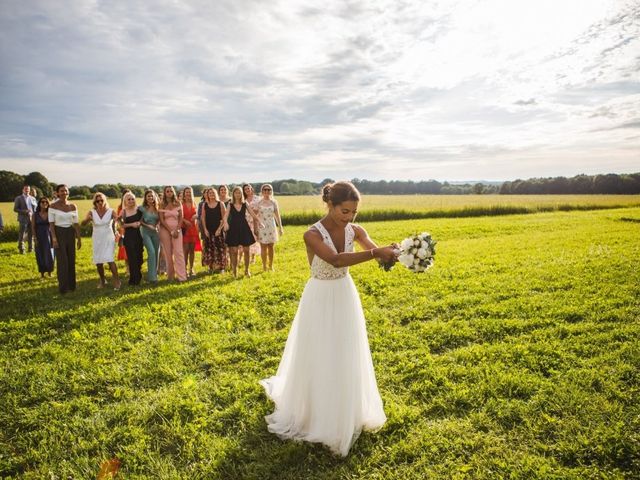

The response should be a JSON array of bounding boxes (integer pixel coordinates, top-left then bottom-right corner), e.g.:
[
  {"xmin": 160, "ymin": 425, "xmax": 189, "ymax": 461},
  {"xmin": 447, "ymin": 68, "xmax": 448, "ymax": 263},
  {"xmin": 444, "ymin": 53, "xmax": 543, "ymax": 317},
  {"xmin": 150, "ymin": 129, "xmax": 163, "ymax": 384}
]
[{"xmin": 0, "ymin": 0, "xmax": 638, "ymax": 185}]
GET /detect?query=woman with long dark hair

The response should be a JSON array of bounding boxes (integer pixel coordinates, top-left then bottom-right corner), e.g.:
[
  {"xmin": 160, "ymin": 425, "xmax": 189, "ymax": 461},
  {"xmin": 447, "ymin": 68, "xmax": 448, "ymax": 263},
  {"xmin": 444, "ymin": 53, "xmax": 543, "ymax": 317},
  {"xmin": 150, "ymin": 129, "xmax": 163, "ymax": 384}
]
[
  {"xmin": 201, "ymin": 187, "xmax": 227, "ymax": 273},
  {"xmin": 32, "ymin": 196, "xmax": 54, "ymax": 278},
  {"xmin": 48, "ymin": 184, "xmax": 81, "ymax": 294},
  {"xmin": 260, "ymin": 181, "xmax": 398, "ymax": 456}
]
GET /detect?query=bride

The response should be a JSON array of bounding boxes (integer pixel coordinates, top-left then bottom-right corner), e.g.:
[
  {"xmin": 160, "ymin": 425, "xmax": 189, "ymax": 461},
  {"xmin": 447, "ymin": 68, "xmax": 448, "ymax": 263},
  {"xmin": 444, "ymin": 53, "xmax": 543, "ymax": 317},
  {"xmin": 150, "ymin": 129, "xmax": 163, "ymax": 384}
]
[{"xmin": 260, "ymin": 181, "xmax": 398, "ymax": 456}]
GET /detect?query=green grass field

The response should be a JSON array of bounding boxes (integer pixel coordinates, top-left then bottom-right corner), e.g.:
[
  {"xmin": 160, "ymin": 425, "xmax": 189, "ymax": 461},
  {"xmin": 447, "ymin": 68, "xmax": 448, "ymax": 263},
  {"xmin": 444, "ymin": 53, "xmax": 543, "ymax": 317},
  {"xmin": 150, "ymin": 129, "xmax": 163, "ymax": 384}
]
[{"xmin": 1, "ymin": 207, "xmax": 639, "ymax": 478}]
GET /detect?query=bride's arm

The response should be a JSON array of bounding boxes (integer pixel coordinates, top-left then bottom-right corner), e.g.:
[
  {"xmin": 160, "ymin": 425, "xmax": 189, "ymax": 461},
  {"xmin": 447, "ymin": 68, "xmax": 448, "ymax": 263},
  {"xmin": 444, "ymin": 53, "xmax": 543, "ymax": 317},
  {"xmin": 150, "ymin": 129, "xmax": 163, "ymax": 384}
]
[
  {"xmin": 352, "ymin": 224, "xmax": 378, "ymax": 250},
  {"xmin": 303, "ymin": 227, "xmax": 396, "ymax": 268}
]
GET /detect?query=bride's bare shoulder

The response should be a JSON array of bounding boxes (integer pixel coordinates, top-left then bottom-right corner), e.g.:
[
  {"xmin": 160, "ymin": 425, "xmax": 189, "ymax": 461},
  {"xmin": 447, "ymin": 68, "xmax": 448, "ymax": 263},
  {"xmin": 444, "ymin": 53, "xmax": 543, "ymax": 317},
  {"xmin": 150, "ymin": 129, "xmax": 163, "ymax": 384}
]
[{"xmin": 304, "ymin": 225, "xmax": 322, "ymax": 243}]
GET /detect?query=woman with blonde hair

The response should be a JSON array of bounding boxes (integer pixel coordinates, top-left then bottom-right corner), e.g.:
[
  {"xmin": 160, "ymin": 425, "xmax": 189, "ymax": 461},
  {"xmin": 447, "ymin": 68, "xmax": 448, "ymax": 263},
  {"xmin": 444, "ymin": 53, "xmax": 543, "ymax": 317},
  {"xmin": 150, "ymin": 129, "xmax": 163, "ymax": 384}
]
[
  {"xmin": 82, "ymin": 192, "xmax": 121, "ymax": 289},
  {"xmin": 256, "ymin": 183, "xmax": 284, "ymax": 272},
  {"xmin": 159, "ymin": 186, "xmax": 187, "ymax": 282},
  {"xmin": 120, "ymin": 191, "xmax": 144, "ymax": 286},
  {"xmin": 181, "ymin": 186, "xmax": 201, "ymax": 276},
  {"xmin": 139, "ymin": 189, "xmax": 161, "ymax": 284}
]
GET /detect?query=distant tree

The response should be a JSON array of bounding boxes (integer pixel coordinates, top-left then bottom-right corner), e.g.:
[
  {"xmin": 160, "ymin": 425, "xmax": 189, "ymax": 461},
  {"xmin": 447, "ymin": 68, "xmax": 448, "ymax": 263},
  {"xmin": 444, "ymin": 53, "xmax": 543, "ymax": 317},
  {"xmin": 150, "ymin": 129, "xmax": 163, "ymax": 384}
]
[
  {"xmin": 191, "ymin": 184, "xmax": 206, "ymax": 197},
  {"xmin": 320, "ymin": 178, "xmax": 335, "ymax": 186},
  {"xmin": 548, "ymin": 176, "xmax": 570, "ymax": 194},
  {"xmin": 593, "ymin": 174, "xmax": 621, "ymax": 194},
  {"xmin": 620, "ymin": 174, "xmax": 640, "ymax": 194},
  {"xmin": 119, "ymin": 184, "xmax": 145, "ymax": 197},
  {"xmin": 280, "ymin": 182, "xmax": 295, "ymax": 194},
  {"xmin": 0, "ymin": 170, "xmax": 26, "ymax": 201},
  {"xmin": 92, "ymin": 184, "xmax": 120, "ymax": 198},
  {"xmin": 297, "ymin": 181, "xmax": 315, "ymax": 195},
  {"xmin": 570, "ymin": 174, "xmax": 593, "ymax": 194},
  {"xmin": 472, "ymin": 183, "xmax": 484, "ymax": 194},
  {"xmin": 24, "ymin": 171, "xmax": 53, "ymax": 198},
  {"xmin": 69, "ymin": 185, "xmax": 92, "ymax": 199}
]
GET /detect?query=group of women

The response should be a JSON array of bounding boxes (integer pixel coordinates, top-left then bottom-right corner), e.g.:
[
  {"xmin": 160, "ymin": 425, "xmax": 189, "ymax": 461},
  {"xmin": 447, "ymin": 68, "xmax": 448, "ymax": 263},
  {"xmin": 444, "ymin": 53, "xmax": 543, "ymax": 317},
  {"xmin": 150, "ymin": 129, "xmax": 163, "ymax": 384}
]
[{"xmin": 32, "ymin": 182, "xmax": 284, "ymax": 294}]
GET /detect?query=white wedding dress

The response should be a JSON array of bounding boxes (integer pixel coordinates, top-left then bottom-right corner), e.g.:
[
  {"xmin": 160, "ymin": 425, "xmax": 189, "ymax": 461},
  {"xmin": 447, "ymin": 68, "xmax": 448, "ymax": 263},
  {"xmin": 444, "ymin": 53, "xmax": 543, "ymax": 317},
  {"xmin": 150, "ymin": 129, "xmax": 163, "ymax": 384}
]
[{"xmin": 260, "ymin": 221, "xmax": 386, "ymax": 456}]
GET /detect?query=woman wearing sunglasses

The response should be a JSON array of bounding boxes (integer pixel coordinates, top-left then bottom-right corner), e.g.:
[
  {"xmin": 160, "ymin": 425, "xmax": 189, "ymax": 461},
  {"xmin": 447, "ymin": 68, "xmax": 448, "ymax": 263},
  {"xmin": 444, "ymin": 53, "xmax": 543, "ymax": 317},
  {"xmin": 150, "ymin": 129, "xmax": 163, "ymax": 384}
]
[
  {"xmin": 82, "ymin": 192, "xmax": 121, "ymax": 289},
  {"xmin": 31, "ymin": 196, "xmax": 55, "ymax": 278},
  {"xmin": 256, "ymin": 184, "xmax": 284, "ymax": 272}
]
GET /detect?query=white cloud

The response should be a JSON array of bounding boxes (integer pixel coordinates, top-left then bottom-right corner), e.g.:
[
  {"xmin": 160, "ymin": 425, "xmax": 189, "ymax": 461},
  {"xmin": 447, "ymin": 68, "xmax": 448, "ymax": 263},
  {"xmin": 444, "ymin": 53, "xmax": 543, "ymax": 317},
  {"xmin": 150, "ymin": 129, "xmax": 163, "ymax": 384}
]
[{"xmin": 0, "ymin": 0, "xmax": 638, "ymax": 184}]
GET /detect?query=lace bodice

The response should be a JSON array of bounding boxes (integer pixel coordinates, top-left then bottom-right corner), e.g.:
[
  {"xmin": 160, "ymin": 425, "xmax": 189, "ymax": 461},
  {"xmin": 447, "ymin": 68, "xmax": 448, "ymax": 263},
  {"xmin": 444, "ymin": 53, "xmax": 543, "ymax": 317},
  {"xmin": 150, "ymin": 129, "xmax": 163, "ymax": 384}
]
[{"xmin": 310, "ymin": 221, "xmax": 355, "ymax": 280}]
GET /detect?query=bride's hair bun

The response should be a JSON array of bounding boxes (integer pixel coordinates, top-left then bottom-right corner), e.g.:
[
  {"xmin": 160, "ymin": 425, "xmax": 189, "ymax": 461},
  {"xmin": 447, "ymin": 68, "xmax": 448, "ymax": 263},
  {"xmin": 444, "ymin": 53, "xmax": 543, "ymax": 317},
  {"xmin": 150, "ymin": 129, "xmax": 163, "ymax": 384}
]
[
  {"xmin": 321, "ymin": 181, "xmax": 360, "ymax": 205},
  {"xmin": 322, "ymin": 183, "xmax": 333, "ymax": 203}
]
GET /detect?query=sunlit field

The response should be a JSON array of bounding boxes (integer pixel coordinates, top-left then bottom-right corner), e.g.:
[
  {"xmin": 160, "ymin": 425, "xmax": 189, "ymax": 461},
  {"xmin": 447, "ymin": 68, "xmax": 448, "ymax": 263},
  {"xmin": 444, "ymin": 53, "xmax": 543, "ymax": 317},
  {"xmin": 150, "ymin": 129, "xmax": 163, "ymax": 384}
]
[
  {"xmin": 1, "ymin": 207, "xmax": 638, "ymax": 478},
  {"xmin": 2, "ymin": 195, "xmax": 639, "ymax": 228}
]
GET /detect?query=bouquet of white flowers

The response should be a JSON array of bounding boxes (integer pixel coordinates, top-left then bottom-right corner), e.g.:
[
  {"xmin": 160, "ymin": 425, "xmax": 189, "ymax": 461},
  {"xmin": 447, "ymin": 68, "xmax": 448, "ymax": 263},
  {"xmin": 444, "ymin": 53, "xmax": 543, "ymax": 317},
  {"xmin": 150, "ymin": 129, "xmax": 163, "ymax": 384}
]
[{"xmin": 397, "ymin": 232, "xmax": 436, "ymax": 272}]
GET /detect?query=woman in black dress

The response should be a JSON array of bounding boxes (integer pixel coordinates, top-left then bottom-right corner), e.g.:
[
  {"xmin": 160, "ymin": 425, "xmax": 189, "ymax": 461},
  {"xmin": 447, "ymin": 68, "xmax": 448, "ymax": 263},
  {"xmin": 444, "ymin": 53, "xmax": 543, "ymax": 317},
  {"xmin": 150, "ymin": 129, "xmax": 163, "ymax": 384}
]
[
  {"xmin": 31, "ymin": 197, "xmax": 54, "ymax": 277},
  {"xmin": 201, "ymin": 187, "xmax": 228, "ymax": 273},
  {"xmin": 120, "ymin": 192, "xmax": 144, "ymax": 285},
  {"xmin": 223, "ymin": 186, "xmax": 263, "ymax": 278}
]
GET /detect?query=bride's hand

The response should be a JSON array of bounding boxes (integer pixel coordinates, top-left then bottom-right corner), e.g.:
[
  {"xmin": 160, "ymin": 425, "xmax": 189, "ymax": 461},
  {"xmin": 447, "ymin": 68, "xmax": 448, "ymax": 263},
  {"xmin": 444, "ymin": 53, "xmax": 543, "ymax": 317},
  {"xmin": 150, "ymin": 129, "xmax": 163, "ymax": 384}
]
[{"xmin": 374, "ymin": 245, "xmax": 399, "ymax": 264}]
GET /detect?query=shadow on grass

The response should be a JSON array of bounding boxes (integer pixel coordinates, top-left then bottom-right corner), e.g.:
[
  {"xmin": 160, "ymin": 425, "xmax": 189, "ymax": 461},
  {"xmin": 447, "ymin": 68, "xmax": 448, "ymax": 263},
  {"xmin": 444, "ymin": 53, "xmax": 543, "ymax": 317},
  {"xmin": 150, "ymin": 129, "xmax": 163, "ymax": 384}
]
[
  {"xmin": 207, "ymin": 404, "xmax": 381, "ymax": 480},
  {"xmin": 0, "ymin": 273, "xmax": 238, "ymax": 350}
]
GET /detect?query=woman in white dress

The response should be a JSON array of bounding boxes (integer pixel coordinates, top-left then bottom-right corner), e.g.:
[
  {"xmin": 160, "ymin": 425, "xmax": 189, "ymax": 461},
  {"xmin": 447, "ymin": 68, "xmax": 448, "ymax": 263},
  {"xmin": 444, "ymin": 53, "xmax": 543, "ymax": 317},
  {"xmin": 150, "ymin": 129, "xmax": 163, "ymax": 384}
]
[
  {"xmin": 256, "ymin": 183, "xmax": 284, "ymax": 272},
  {"xmin": 260, "ymin": 181, "xmax": 398, "ymax": 456},
  {"xmin": 81, "ymin": 192, "xmax": 121, "ymax": 290}
]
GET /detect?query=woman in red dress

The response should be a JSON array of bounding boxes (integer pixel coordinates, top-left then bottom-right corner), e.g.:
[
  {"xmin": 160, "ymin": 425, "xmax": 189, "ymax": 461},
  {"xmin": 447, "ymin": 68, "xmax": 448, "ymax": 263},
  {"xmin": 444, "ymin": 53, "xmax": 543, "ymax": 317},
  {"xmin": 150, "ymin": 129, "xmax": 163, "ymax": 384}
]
[{"xmin": 181, "ymin": 186, "xmax": 201, "ymax": 276}]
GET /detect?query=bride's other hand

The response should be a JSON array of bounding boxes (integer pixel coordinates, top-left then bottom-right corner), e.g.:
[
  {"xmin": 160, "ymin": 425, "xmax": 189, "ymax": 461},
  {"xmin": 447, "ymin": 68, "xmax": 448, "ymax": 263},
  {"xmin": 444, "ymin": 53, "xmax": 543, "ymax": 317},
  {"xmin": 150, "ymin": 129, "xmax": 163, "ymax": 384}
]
[{"xmin": 374, "ymin": 245, "xmax": 399, "ymax": 264}]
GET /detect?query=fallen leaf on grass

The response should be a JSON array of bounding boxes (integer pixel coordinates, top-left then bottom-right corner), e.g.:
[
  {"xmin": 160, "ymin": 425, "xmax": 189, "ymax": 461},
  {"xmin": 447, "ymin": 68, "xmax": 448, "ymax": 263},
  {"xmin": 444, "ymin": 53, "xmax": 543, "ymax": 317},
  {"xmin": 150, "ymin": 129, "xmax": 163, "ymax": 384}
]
[{"xmin": 97, "ymin": 457, "xmax": 121, "ymax": 479}]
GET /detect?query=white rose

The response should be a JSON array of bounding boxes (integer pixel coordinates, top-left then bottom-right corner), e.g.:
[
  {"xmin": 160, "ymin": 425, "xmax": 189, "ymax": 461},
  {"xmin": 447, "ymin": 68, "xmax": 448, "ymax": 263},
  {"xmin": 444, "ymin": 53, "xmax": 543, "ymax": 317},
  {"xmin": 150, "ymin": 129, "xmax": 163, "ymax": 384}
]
[
  {"xmin": 421, "ymin": 240, "xmax": 428, "ymax": 249},
  {"xmin": 413, "ymin": 258, "xmax": 420, "ymax": 265},
  {"xmin": 411, "ymin": 247, "xmax": 417, "ymax": 255},
  {"xmin": 400, "ymin": 238, "xmax": 414, "ymax": 251},
  {"xmin": 417, "ymin": 248, "xmax": 427, "ymax": 259},
  {"xmin": 413, "ymin": 239, "xmax": 421, "ymax": 246},
  {"xmin": 399, "ymin": 254, "xmax": 414, "ymax": 267}
]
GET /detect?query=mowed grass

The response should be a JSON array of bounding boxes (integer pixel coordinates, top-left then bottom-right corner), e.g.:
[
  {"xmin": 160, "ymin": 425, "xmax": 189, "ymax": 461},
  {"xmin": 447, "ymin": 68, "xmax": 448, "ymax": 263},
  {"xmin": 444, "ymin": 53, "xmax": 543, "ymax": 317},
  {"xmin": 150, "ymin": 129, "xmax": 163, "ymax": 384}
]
[
  {"xmin": 0, "ymin": 207, "xmax": 639, "ymax": 479},
  {"xmin": 2, "ymin": 195, "xmax": 640, "ymax": 227}
]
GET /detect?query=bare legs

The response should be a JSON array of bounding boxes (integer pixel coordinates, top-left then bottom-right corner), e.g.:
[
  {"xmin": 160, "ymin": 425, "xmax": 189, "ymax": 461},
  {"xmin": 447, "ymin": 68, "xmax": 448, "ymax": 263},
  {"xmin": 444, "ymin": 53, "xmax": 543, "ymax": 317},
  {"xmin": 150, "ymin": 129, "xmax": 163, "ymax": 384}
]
[
  {"xmin": 242, "ymin": 246, "xmax": 251, "ymax": 276},
  {"xmin": 96, "ymin": 262, "xmax": 121, "ymax": 289},
  {"xmin": 229, "ymin": 246, "xmax": 251, "ymax": 278},
  {"xmin": 184, "ymin": 242, "xmax": 195, "ymax": 276},
  {"xmin": 260, "ymin": 243, "xmax": 275, "ymax": 271}
]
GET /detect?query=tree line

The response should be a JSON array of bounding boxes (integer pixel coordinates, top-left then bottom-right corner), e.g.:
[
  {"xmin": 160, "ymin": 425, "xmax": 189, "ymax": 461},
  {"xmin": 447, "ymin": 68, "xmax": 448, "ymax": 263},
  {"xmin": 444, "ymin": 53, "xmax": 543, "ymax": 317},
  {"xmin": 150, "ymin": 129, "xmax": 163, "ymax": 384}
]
[{"xmin": 0, "ymin": 170, "xmax": 639, "ymax": 202}]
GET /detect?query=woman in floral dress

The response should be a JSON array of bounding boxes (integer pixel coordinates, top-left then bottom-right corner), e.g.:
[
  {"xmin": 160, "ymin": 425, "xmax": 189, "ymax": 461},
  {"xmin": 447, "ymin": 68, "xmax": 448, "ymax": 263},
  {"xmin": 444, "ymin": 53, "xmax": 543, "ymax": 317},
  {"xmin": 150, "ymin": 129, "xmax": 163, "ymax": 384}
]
[{"xmin": 256, "ymin": 184, "xmax": 284, "ymax": 272}]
